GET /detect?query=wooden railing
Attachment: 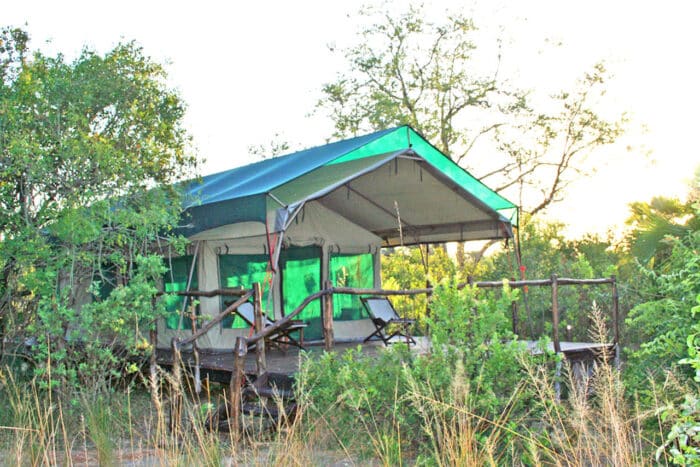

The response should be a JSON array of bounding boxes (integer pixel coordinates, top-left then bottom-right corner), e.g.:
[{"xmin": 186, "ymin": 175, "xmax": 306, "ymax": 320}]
[{"xmin": 159, "ymin": 274, "xmax": 620, "ymax": 433}]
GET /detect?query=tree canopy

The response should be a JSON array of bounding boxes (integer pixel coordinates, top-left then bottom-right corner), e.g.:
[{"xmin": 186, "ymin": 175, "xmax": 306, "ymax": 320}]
[
  {"xmin": 317, "ymin": 4, "xmax": 626, "ymax": 217},
  {"xmin": 0, "ymin": 27, "xmax": 197, "ymax": 390}
]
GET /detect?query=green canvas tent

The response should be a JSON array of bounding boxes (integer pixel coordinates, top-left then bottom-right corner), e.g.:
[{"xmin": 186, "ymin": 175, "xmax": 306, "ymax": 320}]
[{"xmin": 158, "ymin": 126, "xmax": 517, "ymax": 348}]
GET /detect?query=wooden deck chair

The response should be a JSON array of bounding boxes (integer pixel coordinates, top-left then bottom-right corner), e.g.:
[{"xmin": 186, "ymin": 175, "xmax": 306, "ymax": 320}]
[
  {"xmin": 361, "ymin": 297, "xmax": 416, "ymax": 346},
  {"xmin": 235, "ymin": 302, "xmax": 307, "ymax": 350}
]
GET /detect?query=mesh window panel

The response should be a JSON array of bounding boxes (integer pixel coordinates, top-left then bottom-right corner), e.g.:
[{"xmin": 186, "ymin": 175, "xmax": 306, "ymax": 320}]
[
  {"xmin": 218, "ymin": 254, "xmax": 272, "ymax": 329},
  {"xmin": 281, "ymin": 247, "xmax": 322, "ymax": 340},
  {"xmin": 163, "ymin": 256, "xmax": 198, "ymax": 330},
  {"xmin": 330, "ymin": 253, "xmax": 374, "ymax": 321}
]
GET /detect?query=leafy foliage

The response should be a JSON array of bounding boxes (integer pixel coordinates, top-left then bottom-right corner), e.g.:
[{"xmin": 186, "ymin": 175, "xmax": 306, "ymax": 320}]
[
  {"xmin": 0, "ymin": 27, "xmax": 196, "ymax": 392},
  {"xmin": 625, "ymin": 228, "xmax": 700, "ymax": 385},
  {"xmin": 380, "ymin": 245, "xmax": 455, "ymax": 324},
  {"xmin": 298, "ymin": 279, "xmax": 537, "ymax": 460},
  {"xmin": 655, "ymin": 293, "xmax": 700, "ymax": 464},
  {"xmin": 625, "ymin": 168, "xmax": 700, "ymax": 266},
  {"xmin": 479, "ymin": 219, "xmax": 623, "ymax": 341},
  {"xmin": 317, "ymin": 3, "xmax": 626, "ymax": 216}
]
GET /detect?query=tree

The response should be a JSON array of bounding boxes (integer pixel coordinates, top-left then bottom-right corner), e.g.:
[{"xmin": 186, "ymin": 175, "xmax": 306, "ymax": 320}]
[
  {"xmin": 625, "ymin": 167, "xmax": 700, "ymax": 266},
  {"xmin": 316, "ymin": 4, "xmax": 625, "ymax": 217},
  {"xmin": 0, "ymin": 27, "xmax": 197, "ymax": 391},
  {"xmin": 624, "ymin": 222, "xmax": 700, "ymax": 388},
  {"xmin": 623, "ymin": 172, "xmax": 700, "ymax": 388},
  {"xmin": 247, "ymin": 132, "xmax": 290, "ymax": 159},
  {"xmin": 381, "ymin": 245, "xmax": 456, "ymax": 323}
]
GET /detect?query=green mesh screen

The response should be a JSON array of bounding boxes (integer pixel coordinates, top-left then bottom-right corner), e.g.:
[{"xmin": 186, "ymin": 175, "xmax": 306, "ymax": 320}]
[
  {"xmin": 163, "ymin": 256, "xmax": 198, "ymax": 330},
  {"xmin": 281, "ymin": 247, "xmax": 322, "ymax": 340},
  {"xmin": 218, "ymin": 254, "xmax": 272, "ymax": 329},
  {"xmin": 330, "ymin": 253, "xmax": 374, "ymax": 321}
]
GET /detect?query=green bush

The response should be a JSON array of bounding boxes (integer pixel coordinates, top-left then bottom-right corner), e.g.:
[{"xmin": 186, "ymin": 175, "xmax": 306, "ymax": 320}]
[
  {"xmin": 625, "ymin": 231, "xmax": 700, "ymax": 388},
  {"xmin": 298, "ymin": 278, "xmax": 539, "ymax": 461}
]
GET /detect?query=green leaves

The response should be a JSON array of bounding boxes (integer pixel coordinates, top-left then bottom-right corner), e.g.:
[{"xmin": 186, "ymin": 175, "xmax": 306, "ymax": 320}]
[
  {"xmin": 426, "ymin": 278, "xmax": 518, "ymax": 350},
  {"xmin": 0, "ymin": 27, "xmax": 196, "ymax": 394},
  {"xmin": 318, "ymin": 5, "xmax": 625, "ymax": 217}
]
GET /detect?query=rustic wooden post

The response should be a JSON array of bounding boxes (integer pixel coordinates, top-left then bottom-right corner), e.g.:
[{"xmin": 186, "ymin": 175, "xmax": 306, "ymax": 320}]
[
  {"xmin": 322, "ymin": 280, "xmax": 334, "ymax": 351},
  {"xmin": 228, "ymin": 336, "xmax": 247, "ymax": 437},
  {"xmin": 170, "ymin": 338, "xmax": 182, "ymax": 433},
  {"xmin": 190, "ymin": 304, "xmax": 202, "ymax": 394},
  {"xmin": 551, "ymin": 274, "xmax": 561, "ymax": 354},
  {"xmin": 611, "ymin": 275, "xmax": 621, "ymax": 369},
  {"xmin": 253, "ymin": 283, "xmax": 266, "ymax": 376},
  {"xmin": 149, "ymin": 327, "xmax": 160, "ymax": 411},
  {"xmin": 510, "ymin": 277, "xmax": 518, "ymax": 335}
]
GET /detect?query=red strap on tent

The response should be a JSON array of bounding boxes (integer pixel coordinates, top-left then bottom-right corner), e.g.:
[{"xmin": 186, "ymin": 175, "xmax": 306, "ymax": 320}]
[
  {"xmin": 263, "ymin": 214, "xmax": 278, "ymax": 315},
  {"xmin": 265, "ymin": 218, "xmax": 277, "ymax": 273},
  {"xmin": 520, "ymin": 264, "xmax": 528, "ymax": 293},
  {"xmin": 514, "ymin": 227, "xmax": 527, "ymax": 293}
]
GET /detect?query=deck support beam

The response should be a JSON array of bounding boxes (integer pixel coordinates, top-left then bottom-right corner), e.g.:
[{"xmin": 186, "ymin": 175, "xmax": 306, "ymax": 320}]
[
  {"xmin": 323, "ymin": 280, "xmax": 335, "ymax": 351},
  {"xmin": 229, "ymin": 336, "xmax": 247, "ymax": 437},
  {"xmin": 253, "ymin": 283, "xmax": 266, "ymax": 376},
  {"xmin": 170, "ymin": 338, "xmax": 182, "ymax": 434}
]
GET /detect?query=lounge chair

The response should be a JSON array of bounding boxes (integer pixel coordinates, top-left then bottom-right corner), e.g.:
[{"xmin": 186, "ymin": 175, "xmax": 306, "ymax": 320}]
[
  {"xmin": 361, "ymin": 297, "xmax": 416, "ymax": 346},
  {"xmin": 235, "ymin": 302, "xmax": 307, "ymax": 350}
]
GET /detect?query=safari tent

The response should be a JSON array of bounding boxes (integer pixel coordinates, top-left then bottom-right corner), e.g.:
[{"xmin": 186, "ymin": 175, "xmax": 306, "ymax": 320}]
[{"xmin": 157, "ymin": 126, "xmax": 517, "ymax": 349}]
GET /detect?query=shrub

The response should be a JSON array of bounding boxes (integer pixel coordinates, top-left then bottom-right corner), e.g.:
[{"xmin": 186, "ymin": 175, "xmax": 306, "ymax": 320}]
[{"xmin": 298, "ymin": 278, "xmax": 536, "ymax": 461}]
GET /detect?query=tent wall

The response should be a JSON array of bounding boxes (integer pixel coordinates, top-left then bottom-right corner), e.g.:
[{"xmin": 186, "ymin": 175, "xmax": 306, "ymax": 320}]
[{"xmin": 156, "ymin": 201, "xmax": 382, "ymax": 349}]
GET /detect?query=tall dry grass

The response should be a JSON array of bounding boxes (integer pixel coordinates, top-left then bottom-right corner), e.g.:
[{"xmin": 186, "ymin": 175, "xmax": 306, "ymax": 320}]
[
  {"xmin": 514, "ymin": 304, "xmax": 655, "ymax": 466},
  {"xmin": 0, "ymin": 306, "xmax": 671, "ymax": 466},
  {"xmin": 0, "ymin": 360, "xmax": 329, "ymax": 466}
]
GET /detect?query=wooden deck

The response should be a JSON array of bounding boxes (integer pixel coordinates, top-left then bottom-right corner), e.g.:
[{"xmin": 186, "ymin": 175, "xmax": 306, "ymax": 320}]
[{"xmin": 154, "ymin": 337, "xmax": 614, "ymax": 382}]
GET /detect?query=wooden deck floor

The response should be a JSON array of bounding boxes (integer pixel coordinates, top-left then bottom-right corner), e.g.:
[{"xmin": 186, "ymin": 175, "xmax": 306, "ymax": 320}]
[
  {"xmin": 155, "ymin": 337, "xmax": 614, "ymax": 382},
  {"xmin": 154, "ymin": 340, "xmax": 384, "ymax": 377}
]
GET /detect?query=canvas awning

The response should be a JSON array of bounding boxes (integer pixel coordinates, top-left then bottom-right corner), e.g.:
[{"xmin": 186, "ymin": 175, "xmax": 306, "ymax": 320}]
[{"xmin": 179, "ymin": 126, "xmax": 517, "ymax": 245}]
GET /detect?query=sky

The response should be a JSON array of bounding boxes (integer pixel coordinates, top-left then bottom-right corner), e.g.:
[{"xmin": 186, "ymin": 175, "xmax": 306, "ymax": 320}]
[{"xmin": 4, "ymin": 0, "xmax": 699, "ymax": 238}]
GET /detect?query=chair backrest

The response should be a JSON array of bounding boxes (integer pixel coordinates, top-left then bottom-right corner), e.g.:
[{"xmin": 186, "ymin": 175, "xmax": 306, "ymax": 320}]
[
  {"xmin": 362, "ymin": 297, "xmax": 400, "ymax": 322},
  {"xmin": 237, "ymin": 302, "xmax": 274, "ymax": 327}
]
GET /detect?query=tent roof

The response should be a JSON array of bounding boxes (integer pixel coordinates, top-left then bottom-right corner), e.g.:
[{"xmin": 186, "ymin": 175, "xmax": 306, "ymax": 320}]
[
  {"xmin": 181, "ymin": 127, "xmax": 398, "ymax": 206},
  {"xmin": 179, "ymin": 126, "xmax": 517, "ymax": 241}
]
